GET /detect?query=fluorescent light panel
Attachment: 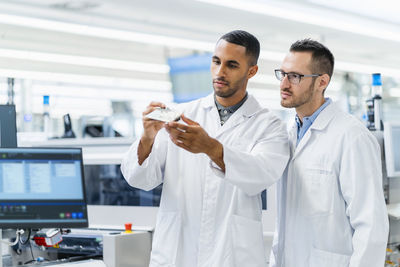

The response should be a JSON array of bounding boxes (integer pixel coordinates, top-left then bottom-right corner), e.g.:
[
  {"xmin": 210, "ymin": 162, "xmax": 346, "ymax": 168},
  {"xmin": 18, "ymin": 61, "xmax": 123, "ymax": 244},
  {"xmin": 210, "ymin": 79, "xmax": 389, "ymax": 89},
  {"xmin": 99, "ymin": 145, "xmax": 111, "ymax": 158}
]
[
  {"xmin": 0, "ymin": 14, "xmax": 214, "ymax": 51},
  {"xmin": 31, "ymin": 84, "xmax": 173, "ymax": 102},
  {"xmin": 0, "ymin": 48, "xmax": 169, "ymax": 73},
  {"xmin": 196, "ymin": 0, "xmax": 400, "ymax": 43},
  {"xmin": 335, "ymin": 61, "xmax": 400, "ymax": 78},
  {"xmin": 0, "ymin": 13, "xmax": 399, "ymax": 79},
  {"xmin": 308, "ymin": 0, "xmax": 400, "ymax": 25},
  {"xmin": 0, "ymin": 68, "xmax": 172, "ymax": 91}
]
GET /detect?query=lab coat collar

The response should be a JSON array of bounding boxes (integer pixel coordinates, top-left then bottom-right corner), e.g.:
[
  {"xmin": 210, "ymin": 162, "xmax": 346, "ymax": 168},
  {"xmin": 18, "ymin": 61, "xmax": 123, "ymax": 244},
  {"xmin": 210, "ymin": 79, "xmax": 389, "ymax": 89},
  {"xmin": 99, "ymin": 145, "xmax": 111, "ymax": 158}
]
[
  {"xmin": 201, "ymin": 93, "xmax": 216, "ymax": 109},
  {"xmin": 201, "ymin": 92, "xmax": 261, "ymax": 118},
  {"xmin": 291, "ymin": 101, "xmax": 337, "ymax": 160},
  {"xmin": 200, "ymin": 92, "xmax": 262, "ymax": 138},
  {"xmin": 309, "ymin": 101, "xmax": 337, "ymax": 131}
]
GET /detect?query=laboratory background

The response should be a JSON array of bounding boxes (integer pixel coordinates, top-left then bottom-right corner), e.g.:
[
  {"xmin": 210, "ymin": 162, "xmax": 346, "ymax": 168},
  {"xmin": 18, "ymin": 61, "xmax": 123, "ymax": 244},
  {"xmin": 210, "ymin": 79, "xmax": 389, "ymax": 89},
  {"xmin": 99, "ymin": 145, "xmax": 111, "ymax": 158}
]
[{"xmin": 0, "ymin": 0, "xmax": 400, "ymax": 266}]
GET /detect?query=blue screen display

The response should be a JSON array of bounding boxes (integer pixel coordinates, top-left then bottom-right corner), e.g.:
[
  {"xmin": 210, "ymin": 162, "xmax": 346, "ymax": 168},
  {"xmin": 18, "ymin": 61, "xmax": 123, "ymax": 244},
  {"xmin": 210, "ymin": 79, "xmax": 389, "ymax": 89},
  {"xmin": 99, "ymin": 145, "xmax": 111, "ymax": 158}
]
[{"xmin": 0, "ymin": 148, "xmax": 88, "ymax": 228}]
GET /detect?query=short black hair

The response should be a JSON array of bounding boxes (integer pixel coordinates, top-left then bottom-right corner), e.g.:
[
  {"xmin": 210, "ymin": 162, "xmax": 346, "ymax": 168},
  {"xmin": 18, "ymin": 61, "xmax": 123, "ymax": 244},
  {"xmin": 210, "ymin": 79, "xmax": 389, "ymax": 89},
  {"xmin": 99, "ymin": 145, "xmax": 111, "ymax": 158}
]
[
  {"xmin": 219, "ymin": 30, "xmax": 260, "ymax": 66},
  {"xmin": 290, "ymin": 39, "xmax": 334, "ymax": 78}
]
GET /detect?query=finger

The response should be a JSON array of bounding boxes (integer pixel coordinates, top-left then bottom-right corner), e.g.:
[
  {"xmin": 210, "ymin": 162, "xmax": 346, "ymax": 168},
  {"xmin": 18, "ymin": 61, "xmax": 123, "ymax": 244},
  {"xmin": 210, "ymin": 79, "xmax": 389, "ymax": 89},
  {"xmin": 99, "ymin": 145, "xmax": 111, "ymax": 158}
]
[
  {"xmin": 169, "ymin": 135, "xmax": 192, "ymax": 151},
  {"xmin": 142, "ymin": 101, "xmax": 167, "ymax": 116},
  {"xmin": 142, "ymin": 106, "xmax": 160, "ymax": 116},
  {"xmin": 165, "ymin": 126, "xmax": 190, "ymax": 141},
  {"xmin": 175, "ymin": 141, "xmax": 192, "ymax": 151},
  {"xmin": 181, "ymin": 114, "xmax": 199, "ymax": 126},
  {"xmin": 149, "ymin": 101, "xmax": 166, "ymax": 108},
  {"xmin": 169, "ymin": 134, "xmax": 185, "ymax": 145},
  {"xmin": 167, "ymin": 121, "xmax": 189, "ymax": 132}
]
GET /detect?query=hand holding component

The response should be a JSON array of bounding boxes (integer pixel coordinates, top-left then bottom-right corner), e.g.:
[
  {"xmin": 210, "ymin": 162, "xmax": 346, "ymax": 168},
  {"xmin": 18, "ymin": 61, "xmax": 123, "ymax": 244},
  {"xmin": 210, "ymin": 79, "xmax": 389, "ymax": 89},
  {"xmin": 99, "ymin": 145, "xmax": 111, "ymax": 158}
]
[{"xmin": 165, "ymin": 114, "xmax": 225, "ymax": 171}]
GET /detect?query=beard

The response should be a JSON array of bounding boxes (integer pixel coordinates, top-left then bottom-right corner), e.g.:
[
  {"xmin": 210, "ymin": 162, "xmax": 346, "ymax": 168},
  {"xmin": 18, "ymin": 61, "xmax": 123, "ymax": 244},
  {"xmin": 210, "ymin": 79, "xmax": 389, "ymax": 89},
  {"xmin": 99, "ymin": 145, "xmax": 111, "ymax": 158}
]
[
  {"xmin": 281, "ymin": 80, "xmax": 316, "ymax": 108},
  {"xmin": 214, "ymin": 85, "xmax": 238, "ymax": 98},
  {"xmin": 213, "ymin": 75, "xmax": 247, "ymax": 98}
]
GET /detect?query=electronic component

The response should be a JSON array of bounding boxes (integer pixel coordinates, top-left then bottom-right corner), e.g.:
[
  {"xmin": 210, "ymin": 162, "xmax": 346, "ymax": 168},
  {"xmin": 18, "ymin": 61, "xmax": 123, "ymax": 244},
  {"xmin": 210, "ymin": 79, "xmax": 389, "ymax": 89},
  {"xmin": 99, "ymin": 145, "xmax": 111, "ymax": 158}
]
[
  {"xmin": 145, "ymin": 107, "xmax": 181, "ymax": 123},
  {"xmin": 34, "ymin": 229, "xmax": 63, "ymax": 247}
]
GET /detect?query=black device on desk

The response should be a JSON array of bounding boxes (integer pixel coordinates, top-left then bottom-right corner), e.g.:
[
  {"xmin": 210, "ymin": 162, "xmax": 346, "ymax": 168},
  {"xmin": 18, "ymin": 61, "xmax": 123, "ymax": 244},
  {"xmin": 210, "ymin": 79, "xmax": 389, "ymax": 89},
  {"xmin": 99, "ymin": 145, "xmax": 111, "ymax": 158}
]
[
  {"xmin": 62, "ymin": 114, "xmax": 76, "ymax": 138},
  {"xmin": 0, "ymin": 105, "xmax": 17, "ymax": 148},
  {"xmin": 0, "ymin": 147, "xmax": 88, "ymax": 228}
]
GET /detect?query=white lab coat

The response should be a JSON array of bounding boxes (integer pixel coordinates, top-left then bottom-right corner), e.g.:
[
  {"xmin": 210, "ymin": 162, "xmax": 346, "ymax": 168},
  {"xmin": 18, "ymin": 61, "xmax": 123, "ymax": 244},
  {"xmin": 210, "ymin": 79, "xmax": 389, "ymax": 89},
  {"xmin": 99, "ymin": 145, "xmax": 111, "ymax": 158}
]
[
  {"xmin": 121, "ymin": 94, "xmax": 289, "ymax": 267},
  {"xmin": 270, "ymin": 102, "xmax": 389, "ymax": 267}
]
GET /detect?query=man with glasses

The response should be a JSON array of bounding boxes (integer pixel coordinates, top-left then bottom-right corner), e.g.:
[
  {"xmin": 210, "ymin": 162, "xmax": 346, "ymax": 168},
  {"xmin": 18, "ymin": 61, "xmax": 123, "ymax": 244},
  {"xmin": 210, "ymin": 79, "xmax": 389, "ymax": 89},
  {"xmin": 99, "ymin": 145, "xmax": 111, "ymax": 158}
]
[{"xmin": 269, "ymin": 39, "xmax": 388, "ymax": 267}]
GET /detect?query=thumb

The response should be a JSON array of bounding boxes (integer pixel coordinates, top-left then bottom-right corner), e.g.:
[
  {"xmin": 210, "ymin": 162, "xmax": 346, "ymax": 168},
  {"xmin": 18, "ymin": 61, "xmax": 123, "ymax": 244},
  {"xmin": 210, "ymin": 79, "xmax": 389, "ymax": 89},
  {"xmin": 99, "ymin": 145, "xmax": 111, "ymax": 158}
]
[{"xmin": 181, "ymin": 114, "xmax": 199, "ymax": 126}]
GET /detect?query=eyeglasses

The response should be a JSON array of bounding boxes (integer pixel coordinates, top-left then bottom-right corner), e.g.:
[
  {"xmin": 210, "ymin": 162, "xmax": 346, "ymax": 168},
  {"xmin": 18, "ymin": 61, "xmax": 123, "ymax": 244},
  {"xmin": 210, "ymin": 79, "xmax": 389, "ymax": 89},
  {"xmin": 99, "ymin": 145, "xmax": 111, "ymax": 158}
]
[{"xmin": 274, "ymin": 69, "xmax": 321, "ymax": 84}]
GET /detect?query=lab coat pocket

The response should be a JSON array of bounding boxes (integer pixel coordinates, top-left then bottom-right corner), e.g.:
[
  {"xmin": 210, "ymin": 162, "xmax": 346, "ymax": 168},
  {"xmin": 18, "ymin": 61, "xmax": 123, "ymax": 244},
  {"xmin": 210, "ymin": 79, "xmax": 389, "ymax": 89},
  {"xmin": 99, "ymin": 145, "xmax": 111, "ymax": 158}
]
[
  {"xmin": 231, "ymin": 215, "xmax": 266, "ymax": 267},
  {"xmin": 151, "ymin": 211, "xmax": 181, "ymax": 266},
  {"xmin": 301, "ymin": 166, "xmax": 334, "ymax": 217},
  {"xmin": 310, "ymin": 247, "xmax": 350, "ymax": 267}
]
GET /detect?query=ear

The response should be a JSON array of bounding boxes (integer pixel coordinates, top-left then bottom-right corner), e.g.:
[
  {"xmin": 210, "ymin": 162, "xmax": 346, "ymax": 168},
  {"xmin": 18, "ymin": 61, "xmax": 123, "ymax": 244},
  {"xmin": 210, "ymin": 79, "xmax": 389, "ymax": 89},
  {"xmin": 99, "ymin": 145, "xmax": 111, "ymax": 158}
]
[
  {"xmin": 247, "ymin": 65, "xmax": 258, "ymax": 79},
  {"xmin": 316, "ymin": 74, "xmax": 330, "ymax": 93}
]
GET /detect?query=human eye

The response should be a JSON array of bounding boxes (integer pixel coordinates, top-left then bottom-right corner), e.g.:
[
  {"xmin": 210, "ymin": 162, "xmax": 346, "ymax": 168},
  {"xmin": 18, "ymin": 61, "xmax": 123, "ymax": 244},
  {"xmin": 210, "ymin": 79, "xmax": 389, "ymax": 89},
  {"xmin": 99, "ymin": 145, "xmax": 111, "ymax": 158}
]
[
  {"xmin": 212, "ymin": 57, "xmax": 220, "ymax": 65},
  {"xmin": 288, "ymin": 73, "xmax": 301, "ymax": 79}
]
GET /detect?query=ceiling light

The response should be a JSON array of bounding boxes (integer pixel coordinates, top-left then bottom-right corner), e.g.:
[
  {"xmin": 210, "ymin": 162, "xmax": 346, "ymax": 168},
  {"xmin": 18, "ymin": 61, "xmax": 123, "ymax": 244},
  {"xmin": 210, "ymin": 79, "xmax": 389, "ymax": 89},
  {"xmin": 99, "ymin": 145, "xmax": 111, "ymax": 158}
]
[
  {"xmin": 308, "ymin": 0, "xmax": 400, "ymax": 25},
  {"xmin": 196, "ymin": 0, "xmax": 400, "ymax": 43},
  {"xmin": 0, "ymin": 48, "xmax": 169, "ymax": 73},
  {"xmin": 0, "ymin": 68, "xmax": 172, "ymax": 91},
  {"xmin": 1, "ymin": 13, "xmax": 399, "ymax": 78},
  {"xmin": 0, "ymin": 14, "xmax": 214, "ymax": 51},
  {"xmin": 31, "ymin": 84, "xmax": 173, "ymax": 102},
  {"xmin": 335, "ymin": 61, "xmax": 400, "ymax": 78}
]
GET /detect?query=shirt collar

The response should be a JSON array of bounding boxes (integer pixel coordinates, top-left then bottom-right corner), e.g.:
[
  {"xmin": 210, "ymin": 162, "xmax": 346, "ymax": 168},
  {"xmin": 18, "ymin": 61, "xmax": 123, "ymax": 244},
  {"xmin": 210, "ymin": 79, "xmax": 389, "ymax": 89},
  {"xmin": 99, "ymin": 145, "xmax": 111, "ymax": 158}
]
[
  {"xmin": 201, "ymin": 92, "xmax": 261, "ymax": 118},
  {"xmin": 295, "ymin": 98, "xmax": 332, "ymax": 128},
  {"xmin": 214, "ymin": 92, "xmax": 248, "ymax": 113}
]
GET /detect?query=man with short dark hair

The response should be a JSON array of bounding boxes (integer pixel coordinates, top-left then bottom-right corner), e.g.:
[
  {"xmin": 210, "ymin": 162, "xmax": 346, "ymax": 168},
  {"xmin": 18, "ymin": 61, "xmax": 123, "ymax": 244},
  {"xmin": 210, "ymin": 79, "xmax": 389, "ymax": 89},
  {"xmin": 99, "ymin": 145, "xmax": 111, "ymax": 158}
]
[
  {"xmin": 270, "ymin": 39, "xmax": 389, "ymax": 267},
  {"xmin": 121, "ymin": 30, "xmax": 289, "ymax": 267}
]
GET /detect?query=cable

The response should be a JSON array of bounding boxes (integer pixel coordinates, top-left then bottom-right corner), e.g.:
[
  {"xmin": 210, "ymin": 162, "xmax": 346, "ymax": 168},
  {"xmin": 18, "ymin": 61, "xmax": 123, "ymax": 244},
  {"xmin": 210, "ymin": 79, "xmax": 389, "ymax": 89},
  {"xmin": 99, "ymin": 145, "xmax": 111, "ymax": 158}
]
[
  {"xmin": 19, "ymin": 228, "xmax": 31, "ymax": 245},
  {"xmin": 22, "ymin": 230, "xmax": 50, "ymax": 264},
  {"xmin": 0, "ymin": 229, "xmax": 24, "ymax": 246},
  {"xmin": 66, "ymin": 254, "xmax": 102, "ymax": 262},
  {"xmin": 27, "ymin": 237, "xmax": 35, "ymax": 264}
]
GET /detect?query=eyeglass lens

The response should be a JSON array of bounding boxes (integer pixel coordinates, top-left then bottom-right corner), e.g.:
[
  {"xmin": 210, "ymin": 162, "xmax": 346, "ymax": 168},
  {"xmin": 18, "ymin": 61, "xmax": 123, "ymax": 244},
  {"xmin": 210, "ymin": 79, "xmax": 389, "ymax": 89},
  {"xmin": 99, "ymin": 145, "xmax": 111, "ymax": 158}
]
[{"xmin": 275, "ymin": 70, "xmax": 301, "ymax": 84}]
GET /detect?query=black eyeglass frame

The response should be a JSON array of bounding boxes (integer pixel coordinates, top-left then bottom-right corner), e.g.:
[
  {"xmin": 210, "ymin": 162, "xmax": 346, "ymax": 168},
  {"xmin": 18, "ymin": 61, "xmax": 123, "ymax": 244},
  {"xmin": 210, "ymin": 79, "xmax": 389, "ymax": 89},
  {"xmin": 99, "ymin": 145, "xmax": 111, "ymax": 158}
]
[{"xmin": 274, "ymin": 69, "xmax": 322, "ymax": 84}]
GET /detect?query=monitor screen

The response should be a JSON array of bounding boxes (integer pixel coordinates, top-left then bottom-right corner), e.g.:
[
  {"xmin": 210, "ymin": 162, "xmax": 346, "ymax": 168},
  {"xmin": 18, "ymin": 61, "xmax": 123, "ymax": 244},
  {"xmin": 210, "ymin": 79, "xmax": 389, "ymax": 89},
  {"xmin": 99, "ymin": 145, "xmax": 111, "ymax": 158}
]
[
  {"xmin": 0, "ymin": 105, "xmax": 17, "ymax": 148},
  {"xmin": 0, "ymin": 148, "xmax": 88, "ymax": 228},
  {"xmin": 384, "ymin": 122, "xmax": 400, "ymax": 178}
]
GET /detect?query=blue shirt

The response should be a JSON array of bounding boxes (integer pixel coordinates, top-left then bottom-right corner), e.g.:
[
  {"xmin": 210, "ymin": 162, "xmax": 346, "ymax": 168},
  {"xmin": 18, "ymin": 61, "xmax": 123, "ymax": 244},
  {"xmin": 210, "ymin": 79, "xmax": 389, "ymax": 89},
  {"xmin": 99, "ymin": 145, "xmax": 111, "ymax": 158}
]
[{"xmin": 295, "ymin": 98, "xmax": 332, "ymax": 146}]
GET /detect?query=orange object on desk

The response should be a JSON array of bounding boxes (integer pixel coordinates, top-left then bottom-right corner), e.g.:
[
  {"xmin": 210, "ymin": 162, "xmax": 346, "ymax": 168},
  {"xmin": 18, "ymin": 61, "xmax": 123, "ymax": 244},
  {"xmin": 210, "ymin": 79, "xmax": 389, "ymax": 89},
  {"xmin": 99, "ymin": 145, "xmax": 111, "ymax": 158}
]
[{"xmin": 124, "ymin": 223, "xmax": 133, "ymax": 233}]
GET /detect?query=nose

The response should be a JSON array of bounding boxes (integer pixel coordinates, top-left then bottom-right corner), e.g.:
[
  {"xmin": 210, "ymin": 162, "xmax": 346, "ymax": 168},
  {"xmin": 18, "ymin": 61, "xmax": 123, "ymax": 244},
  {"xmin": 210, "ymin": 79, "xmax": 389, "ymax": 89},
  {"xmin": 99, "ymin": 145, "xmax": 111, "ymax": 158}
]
[
  {"xmin": 280, "ymin": 74, "xmax": 290, "ymax": 89},
  {"xmin": 215, "ymin": 64, "xmax": 226, "ymax": 77}
]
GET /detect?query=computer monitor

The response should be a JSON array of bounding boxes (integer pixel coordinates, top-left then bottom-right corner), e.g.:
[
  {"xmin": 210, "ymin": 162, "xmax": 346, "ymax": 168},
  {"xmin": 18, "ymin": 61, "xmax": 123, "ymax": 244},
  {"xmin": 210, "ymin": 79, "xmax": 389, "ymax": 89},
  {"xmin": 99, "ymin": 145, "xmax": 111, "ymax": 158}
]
[
  {"xmin": 384, "ymin": 122, "xmax": 400, "ymax": 178},
  {"xmin": 0, "ymin": 105, "xmax": 17, "ymax": 148},
  {"xmin": 0, "ymin": 148, "xmax": 88, "ymax": 228}
]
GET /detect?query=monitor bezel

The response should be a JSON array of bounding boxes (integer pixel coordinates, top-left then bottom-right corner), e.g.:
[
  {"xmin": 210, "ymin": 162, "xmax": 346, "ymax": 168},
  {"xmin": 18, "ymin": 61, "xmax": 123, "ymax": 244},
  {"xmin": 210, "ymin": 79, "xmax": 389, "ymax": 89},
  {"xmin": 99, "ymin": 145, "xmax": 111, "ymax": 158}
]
[
  {"xmin": 0, "ymin": 147, "xmax": 89, "ymax": 229},
  {"xmin": 0, "ymin": 105, "xmax": 17, "ymax": 148},
  {"xmin": 384, "ymin": 122, "xmax": 400, "ymax": 178}
]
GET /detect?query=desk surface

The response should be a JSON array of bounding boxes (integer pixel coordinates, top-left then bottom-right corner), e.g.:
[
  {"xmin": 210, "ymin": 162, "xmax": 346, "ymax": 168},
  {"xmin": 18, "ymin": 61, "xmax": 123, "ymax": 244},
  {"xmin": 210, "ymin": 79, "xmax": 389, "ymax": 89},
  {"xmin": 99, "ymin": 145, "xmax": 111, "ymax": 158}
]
[
  {"xmin": 45, "ymin": 259, "xmax": 106, "ymax": 267},
  {"xmin": 2, "ymin": 258, "xmax": 106, "ymax": 267}
]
